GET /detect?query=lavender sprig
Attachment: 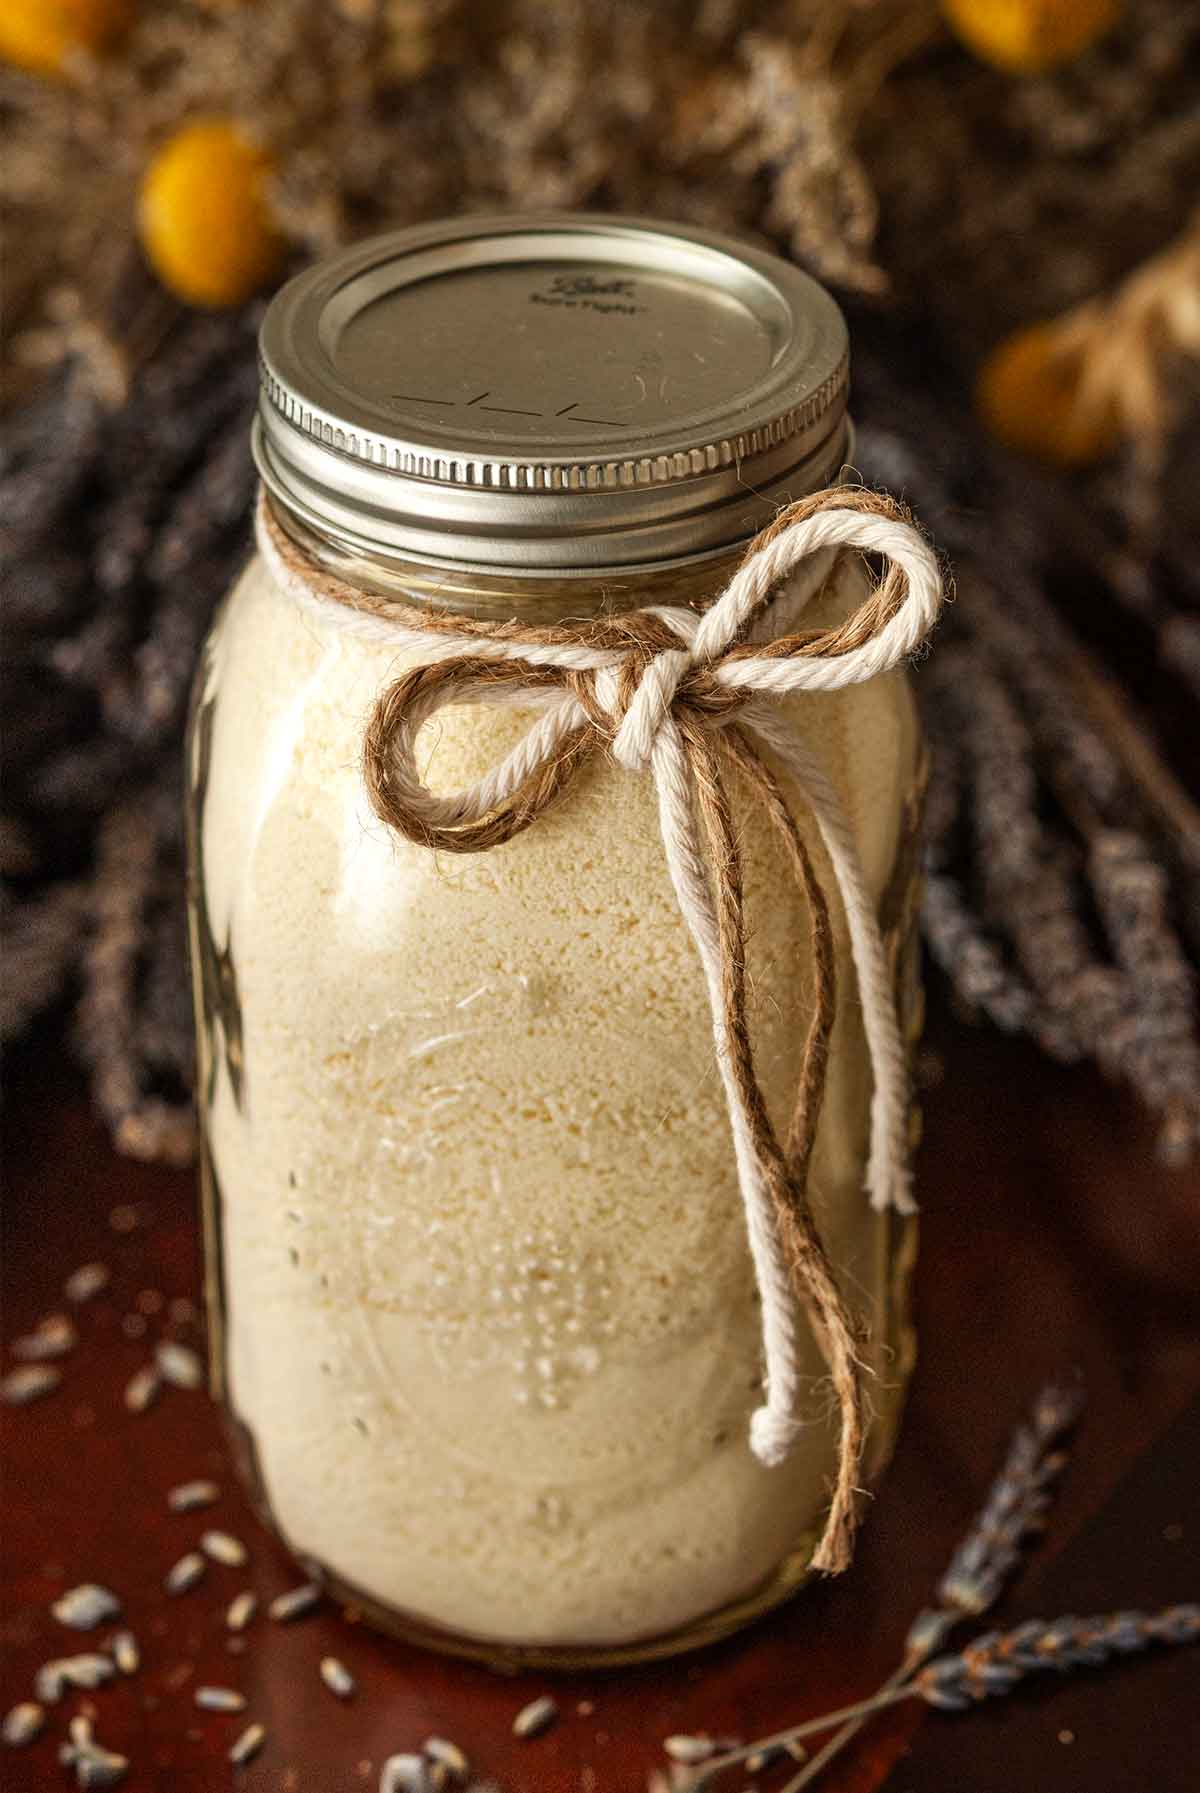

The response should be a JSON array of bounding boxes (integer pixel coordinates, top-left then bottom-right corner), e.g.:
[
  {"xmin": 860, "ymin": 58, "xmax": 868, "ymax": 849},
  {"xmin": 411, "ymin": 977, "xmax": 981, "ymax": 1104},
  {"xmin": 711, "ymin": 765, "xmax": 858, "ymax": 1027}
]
[
  {"xmin": 684, "ymin": 1608, "xmax": 1199, "ymax": 1791},
  {"xmin": 926, "ymin": 1378, "xmax": 1085, "ymax": 1631},
  {"xmin": 777, "ymin": 1379, "xmax": 1083, "ymax": 1790},
  {"xmin": 912, "ymin": 1606, "xmax": 1200, "ymax": 1710}
]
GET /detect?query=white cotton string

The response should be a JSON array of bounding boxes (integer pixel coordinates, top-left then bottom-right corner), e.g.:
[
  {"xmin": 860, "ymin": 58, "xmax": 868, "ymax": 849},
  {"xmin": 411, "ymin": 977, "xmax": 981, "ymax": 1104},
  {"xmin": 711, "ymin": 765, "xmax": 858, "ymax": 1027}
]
[
  {"xmin": 647, "ymin": 711, "xmax": 807, "ymax": 1462},
  {"xmin": 743, "ymin": 701, "xmax": 915, "ymax": 1214},
  {"xmin": 695, "ymin": 510, "xmax": 939, "ymax": 670},
  {"xmin": 256, "ymin": 493, "xmax": 944, "ymax": 1467}
]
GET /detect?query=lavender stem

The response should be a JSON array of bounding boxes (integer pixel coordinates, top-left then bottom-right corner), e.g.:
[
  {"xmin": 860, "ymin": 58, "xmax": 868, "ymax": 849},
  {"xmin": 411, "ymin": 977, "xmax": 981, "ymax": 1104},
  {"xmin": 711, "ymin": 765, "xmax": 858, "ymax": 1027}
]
[
  {"xmin": 777, "ymin": 1658, "xmax": 917, "ymax": 1791},
  {"xmin": 687, "ymin": 1692, "xmax": 913, "ymax": 1788}
]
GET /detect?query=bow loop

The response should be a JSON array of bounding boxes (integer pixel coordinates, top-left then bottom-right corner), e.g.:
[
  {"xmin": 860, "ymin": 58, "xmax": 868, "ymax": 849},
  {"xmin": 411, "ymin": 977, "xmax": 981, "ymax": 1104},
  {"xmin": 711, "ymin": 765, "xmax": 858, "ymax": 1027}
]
[{"xmin": 364, "ymin": 654, "xmax": 595, "ymax": 853}]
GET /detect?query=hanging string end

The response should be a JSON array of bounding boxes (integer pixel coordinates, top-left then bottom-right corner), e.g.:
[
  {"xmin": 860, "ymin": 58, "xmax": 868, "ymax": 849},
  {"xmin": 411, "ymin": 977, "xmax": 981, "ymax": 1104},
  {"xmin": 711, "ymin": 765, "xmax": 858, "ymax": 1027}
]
[{"xmin": 750, "ymin": 1400, "xmax": 806, "ymax": 1468}]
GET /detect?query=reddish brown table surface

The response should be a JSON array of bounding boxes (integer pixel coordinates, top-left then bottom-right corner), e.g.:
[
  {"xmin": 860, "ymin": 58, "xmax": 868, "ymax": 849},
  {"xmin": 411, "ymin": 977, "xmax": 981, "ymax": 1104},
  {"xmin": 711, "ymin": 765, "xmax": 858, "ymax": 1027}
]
[{"xmin": 4, "ymin": 1003, "xmax": 1199, "ymax": 1793}]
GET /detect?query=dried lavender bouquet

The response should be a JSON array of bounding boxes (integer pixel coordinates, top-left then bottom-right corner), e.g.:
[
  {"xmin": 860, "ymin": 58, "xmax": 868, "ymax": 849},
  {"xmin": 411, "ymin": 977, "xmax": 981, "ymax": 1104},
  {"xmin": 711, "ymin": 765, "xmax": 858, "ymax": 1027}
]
[
  {"xmin": 2, "ymin": 293, "xmax": 260, "ymax": 1160},
  {"xmin": 853, "ymin": 358, "xmax": 1200, "ymax": 1165}
]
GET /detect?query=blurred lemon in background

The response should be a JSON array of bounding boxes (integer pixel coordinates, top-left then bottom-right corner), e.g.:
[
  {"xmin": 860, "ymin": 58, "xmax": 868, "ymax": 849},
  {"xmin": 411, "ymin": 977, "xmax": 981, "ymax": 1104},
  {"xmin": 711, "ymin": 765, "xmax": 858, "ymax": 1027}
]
[
  {"xmin": 0, "ymin": 0, "xmax": 135, "ymax": 77},
  {"xmin": 977, "ymin": 321, "xmax": 1121, "ymax": 465},
  {"xmin": 942, "ymin": 0, "xmax": 1121, "ymax": 73},
  {"xmin": 139, "ymin": 119, "xmax": 286, "ymax": 309}
]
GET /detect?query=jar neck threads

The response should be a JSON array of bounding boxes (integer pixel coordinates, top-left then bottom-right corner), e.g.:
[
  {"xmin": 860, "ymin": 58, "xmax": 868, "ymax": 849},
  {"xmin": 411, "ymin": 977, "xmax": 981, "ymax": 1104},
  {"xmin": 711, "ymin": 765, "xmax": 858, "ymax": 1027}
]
[{"xmin": 264, "ymin": 489, "xmax": 747, "ymax": 625}]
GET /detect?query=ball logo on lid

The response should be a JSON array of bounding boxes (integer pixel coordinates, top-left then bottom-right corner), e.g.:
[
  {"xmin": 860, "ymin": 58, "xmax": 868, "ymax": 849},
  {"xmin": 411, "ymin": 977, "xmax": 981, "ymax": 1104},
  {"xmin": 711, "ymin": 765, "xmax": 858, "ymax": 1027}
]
[{"xmin": 531, "ymin": 270, "xmax": 643, "ymax": 316}]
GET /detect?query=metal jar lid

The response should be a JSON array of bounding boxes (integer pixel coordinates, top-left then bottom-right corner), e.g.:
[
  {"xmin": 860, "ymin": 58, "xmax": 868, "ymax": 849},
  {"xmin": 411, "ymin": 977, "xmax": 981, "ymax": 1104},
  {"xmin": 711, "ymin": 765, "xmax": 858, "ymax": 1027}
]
[{"xmin": 254, "ymin": 212, "xmax": 850, "ymax": 573}]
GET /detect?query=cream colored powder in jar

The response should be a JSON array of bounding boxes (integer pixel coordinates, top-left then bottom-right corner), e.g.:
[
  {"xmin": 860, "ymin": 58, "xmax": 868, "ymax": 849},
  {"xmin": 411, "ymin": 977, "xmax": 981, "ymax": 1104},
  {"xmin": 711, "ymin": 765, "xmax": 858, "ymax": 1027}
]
[{"xmin": 188, "ymin": 214, "xmax": 929, "ymax": 1664}]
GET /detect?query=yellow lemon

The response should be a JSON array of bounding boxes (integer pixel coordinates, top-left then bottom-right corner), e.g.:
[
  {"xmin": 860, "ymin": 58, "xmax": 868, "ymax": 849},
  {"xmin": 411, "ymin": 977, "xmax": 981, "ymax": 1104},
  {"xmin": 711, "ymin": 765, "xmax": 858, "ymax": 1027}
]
[
  {"xmin": 941, "ymin": 0, "xmax": 1122, "ymax": 73},
  {"xmin": 977, "ymin": 321, "xmax": 1121, "ymax": 467},
  {"xmin": 139, "ymin": 119, "xmax": 286, "ymax": 309},
  {"xmin": 0, "ymin": 0, "xmax": 135, "ymax": 78}
]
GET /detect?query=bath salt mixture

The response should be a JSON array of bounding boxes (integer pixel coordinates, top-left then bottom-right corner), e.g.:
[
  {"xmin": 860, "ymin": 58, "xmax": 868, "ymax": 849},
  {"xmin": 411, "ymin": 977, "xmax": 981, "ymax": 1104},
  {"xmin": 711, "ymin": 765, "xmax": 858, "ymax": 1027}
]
[{"xmin": 193, "ymin": 546, "xmax": 922, "ymax": 1650}]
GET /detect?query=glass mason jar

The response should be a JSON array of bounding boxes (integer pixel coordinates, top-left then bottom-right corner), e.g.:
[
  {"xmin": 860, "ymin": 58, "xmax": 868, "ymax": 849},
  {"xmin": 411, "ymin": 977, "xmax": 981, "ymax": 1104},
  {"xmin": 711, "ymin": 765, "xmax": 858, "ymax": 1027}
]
[{"xmin": 186, "ymin": 214, "xmax": 925, "ymax": 1667}]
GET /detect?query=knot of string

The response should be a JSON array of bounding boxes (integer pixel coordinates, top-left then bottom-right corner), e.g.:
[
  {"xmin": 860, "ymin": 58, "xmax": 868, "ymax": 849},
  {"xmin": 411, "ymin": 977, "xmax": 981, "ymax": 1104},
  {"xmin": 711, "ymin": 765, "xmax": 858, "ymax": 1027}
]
[{"xmin": 256, "ymin": 484, "xmax": 945, "ymax": 1574}]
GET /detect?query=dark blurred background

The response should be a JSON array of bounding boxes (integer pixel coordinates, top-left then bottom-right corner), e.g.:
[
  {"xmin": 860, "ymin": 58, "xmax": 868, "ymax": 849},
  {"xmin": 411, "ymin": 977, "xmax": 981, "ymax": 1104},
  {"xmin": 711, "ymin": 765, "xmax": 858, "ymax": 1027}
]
[{"xmin": 3, "ymin": 0, "xmax": 1199, "ymax": 1169}]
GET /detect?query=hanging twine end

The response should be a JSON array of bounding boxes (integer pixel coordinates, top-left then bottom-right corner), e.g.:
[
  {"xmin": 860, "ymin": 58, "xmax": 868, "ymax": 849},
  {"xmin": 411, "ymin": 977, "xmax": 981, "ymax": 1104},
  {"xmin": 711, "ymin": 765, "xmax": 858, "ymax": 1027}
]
[
  {"xmin": 750, "ymin": 1402, "xmax": 804, "ymax": 1468},
  {"xmin": 810, "ymin": 1506, "xmax": 857, "ymax": 1576}
]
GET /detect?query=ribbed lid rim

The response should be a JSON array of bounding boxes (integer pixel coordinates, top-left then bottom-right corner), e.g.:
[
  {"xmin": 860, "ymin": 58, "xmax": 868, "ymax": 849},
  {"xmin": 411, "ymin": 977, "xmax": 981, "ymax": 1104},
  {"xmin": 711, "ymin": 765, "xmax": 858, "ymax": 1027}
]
[{"xmin": 255, "ymin": 211, "xmax": 851, "ymax": 570}]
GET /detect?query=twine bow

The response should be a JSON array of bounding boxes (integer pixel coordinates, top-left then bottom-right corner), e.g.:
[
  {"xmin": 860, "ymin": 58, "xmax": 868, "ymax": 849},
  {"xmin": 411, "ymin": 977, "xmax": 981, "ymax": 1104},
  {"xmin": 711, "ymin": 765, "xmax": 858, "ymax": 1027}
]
[{"xmin": 257, "ymin": 485, "xmax": 945, "ymax": 1573}]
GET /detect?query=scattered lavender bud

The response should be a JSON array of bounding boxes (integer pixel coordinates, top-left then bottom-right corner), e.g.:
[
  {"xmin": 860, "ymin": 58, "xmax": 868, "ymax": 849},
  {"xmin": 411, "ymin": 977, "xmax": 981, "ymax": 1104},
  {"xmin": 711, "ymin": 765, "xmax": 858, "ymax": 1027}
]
[
  {"xmin": 165, "ymin": 1551, "xmax": 206, "ymax": 1595},
  {"xmin": 268, "ymin": 1583, "xmax": 320, "ymax": 1622},
  {"xmin": 65, "ymin": 1264, "xmax": 110, "ymax": 1304},
  {"xmin": 167, "ymin": 1480, "xmax": 220, "ymax": 1512},
  {"xmin": 512, "ymin": 1694, "xmax": 558, "ymax": 1738},
  {"xmin": 64, "ymin": 1653, "xmax": 118, "ymax": 1690},
  {"xmin": 320, "ymin": 1657, "xmax": 356, "ymax": 1700},
  {"xmin": 3, "ymin": 1702, "xmax": 45, "ymax": 1746},
  {"xmin": 154, "ymin": 1341, "xmax": 203, "ymax": 1389},
  {"xmin": 73, "ymin": 1744, "xmax": 129, "ymax": 1787},
  {"xmin": 52, "ymin": 1584, "xmax": 122, "ymax": 1631},
  {"xmin": 229, "ymin": 1722, "xmax": 266, "ymax": 1766},
  {"xmin": 226, "ymin": 1591, "xmax": 257, "ymax": 1632},
  {"xmin": 123, "ymin": 1366, "xmax": 160, "ymax": 1413},
  {"xmin": 195, "ymin": 1686, "xmax": 246, "ymax": 1712},
  {"xmin": 380, "ymin": 1756, "xmax": 430, "ymax": 1793},
  {"xmin": 35, "ymin": 1654, "xmax": 115, "ymax": 1701},
  {"xmin": 11, "ymin": 1314, "xmax": 76, "ymax": 1361},
  {"xmin": 109, "ymin": 1630, "xmax": 140, "ymax": 1675},
  {"xmin": 34, "ymin": 1662, "xmax": 67, "ymax": 1704},
  {"xmin": 663, "ymin": 1735, "xmax": 716, "ymax": 1764},
  {"xmin": 201, "ymin": 1530, "xmax": 247, "ymax": 1567},
  {"xmin": 2, "ymin": 1364, "xmax": 61, "ymax": 1404},
  {"xmin": 423, "ymin": 1737, "xmax": 468, "ymax": 1779}
]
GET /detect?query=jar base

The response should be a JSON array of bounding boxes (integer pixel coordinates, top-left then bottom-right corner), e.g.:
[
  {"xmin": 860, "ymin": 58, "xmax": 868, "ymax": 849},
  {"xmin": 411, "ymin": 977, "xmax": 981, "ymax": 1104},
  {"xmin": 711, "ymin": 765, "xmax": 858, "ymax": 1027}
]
[{"xmin": 222, "ymin": 1370, "xmax": 911, "ymax": 1671}]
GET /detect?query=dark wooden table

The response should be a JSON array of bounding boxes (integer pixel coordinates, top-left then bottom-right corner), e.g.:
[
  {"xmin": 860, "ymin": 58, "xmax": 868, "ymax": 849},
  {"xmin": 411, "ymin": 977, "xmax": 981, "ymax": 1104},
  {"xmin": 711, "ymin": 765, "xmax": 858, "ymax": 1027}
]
[{"xmin": 4, "ymin": 1002, "xmax": 1199, "ymax": 1793}]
